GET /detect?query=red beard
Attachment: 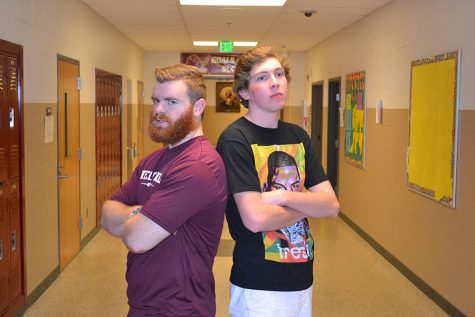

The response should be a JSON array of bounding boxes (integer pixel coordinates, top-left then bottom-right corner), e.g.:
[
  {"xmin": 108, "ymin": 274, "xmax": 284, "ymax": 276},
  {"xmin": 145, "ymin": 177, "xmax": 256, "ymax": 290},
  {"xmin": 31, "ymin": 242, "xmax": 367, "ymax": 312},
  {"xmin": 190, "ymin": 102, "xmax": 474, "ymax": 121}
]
[{"xmin": 148, "ymin": 107, "xmax": 196, "ymax": 146}]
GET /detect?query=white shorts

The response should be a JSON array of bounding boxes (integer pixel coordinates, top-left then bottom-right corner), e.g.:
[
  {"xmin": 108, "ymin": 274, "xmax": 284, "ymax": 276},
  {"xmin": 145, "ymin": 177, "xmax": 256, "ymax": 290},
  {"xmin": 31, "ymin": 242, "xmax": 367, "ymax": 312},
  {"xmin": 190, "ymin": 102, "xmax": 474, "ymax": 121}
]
[{"xmin": 229, "ymin": 283, "xmax": 313, "ymax": 317}]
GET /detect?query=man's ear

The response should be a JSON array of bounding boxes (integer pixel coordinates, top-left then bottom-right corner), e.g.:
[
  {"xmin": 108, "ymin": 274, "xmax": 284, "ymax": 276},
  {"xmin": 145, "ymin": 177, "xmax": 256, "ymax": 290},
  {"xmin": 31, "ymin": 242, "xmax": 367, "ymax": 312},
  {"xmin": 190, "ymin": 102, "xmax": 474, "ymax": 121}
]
[
  {"xmin": 239, "ymin": 89, "xmax": 250, "ymax": 101},
  {"xmin": 193, "ymin": 98, "xmax": 206, "ymax": 117}
]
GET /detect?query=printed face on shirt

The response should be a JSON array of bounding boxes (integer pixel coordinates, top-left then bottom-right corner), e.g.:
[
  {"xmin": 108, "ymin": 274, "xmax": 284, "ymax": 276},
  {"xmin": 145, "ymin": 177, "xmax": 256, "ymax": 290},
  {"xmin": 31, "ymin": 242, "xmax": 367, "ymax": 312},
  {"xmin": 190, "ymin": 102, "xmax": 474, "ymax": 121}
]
[
  {"xmin": 262, "ymin": 150, "xmax": 301, "ymax": 193},
  {"xmin": 239, "ymin": 57, "xmax": 288, "ymax": 113},
  {"xmin": 149, "ymin": 80, "xmax": 197, "ymax": 146},
  {"xmin": 270, "ymin": 166, "xmax": 300, "ymax": 192}
]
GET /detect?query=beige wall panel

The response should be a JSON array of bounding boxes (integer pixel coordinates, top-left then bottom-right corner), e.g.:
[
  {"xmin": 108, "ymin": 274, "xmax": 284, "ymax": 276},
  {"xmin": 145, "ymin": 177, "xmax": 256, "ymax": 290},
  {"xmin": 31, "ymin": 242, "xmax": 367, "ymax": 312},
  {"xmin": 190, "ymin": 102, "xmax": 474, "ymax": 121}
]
[
  {"xmin": 202, "ymin": 106, "xmax": 244, "ymax": 147},
  {"xmin": 79, "ymin": 103, "xmax": 97, "ymax": 237},
  {"xmin": 283, "ymin": 105, "xmax": 303, "ymax": 127},
  {"xmin": 337, "ymin": 108, "xmax": 475, "ymax": 315},
  {"xmin": 24, "ymin": 103, "xmax": 59, "ymax": 292}
]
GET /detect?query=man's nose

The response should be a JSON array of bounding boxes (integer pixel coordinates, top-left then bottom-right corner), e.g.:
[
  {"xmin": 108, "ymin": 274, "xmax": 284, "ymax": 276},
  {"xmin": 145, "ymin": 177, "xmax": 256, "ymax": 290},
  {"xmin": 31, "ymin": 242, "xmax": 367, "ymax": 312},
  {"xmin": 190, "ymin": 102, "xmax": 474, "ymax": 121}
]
[
  {"xmin": 270, "ymin": 75, "xmax": 280, "ymax": 88},
  {"xmin": 153, "ymin": 102, "xmax": 166, "ymax": 114}
]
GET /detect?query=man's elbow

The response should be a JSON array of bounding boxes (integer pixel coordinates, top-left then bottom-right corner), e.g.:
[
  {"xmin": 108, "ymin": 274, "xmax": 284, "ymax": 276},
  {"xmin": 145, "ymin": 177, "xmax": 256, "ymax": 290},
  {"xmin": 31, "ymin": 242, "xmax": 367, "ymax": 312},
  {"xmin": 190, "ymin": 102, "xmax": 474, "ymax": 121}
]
[
  {"xmin": 242, "ymin": 218, "xmax": 266, "ymax": 233},
  {"xmin": 328, "ymin": 200, "xmax": 340, "ymax": 217},
  {"xmin": 122, "ymin": 236, "xmax": 148, "ymax": 254}
]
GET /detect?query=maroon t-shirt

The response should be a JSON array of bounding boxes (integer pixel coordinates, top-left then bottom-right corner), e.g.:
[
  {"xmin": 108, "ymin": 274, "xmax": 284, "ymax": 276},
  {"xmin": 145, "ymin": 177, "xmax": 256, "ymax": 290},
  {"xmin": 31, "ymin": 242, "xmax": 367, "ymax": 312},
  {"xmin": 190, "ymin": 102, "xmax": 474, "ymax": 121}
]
[{"xmin": 112, "ymin": 136, "xmax": 227, "ymax": 317}]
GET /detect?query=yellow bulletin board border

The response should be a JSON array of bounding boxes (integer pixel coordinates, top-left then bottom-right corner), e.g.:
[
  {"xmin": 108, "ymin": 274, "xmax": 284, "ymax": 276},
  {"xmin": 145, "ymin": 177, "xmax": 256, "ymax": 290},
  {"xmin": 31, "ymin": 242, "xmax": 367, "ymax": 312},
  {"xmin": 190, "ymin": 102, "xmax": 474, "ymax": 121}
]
[{"xmin": 407, "ymin": 50, "xmax": 460, "ymax": 208}]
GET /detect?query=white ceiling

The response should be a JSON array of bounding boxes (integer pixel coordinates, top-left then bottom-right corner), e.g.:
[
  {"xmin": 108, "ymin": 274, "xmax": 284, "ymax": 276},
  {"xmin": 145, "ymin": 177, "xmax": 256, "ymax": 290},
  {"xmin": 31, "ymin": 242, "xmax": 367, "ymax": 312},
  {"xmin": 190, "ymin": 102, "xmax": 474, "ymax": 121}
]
[{"xmin": 81, "ymin": 0, "xmax": 392, "ymax": 53}]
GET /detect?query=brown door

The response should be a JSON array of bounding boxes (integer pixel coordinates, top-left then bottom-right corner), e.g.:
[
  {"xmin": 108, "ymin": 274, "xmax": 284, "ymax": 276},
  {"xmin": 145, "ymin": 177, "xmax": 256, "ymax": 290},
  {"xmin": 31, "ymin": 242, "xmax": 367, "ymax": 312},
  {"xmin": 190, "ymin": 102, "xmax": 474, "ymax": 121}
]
[
  {"xmin": 57, "ymin": 58, "xmax": 80, "ymax": 270},
  {"xmin": 0, "ymin": 39, "xmax": 25, "ymax": 317},
  {"xmin": 137, "ymin": 81, "xmax": 144, "ymax": 161}
]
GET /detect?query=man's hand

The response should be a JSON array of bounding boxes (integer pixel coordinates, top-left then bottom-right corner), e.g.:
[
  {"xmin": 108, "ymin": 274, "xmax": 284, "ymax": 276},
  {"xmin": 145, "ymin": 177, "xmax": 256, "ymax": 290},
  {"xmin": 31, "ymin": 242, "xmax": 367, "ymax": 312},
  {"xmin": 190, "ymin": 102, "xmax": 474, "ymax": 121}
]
[{"xmin": 261, "ymin": 190, "xmax": 288, "ymax": 206}]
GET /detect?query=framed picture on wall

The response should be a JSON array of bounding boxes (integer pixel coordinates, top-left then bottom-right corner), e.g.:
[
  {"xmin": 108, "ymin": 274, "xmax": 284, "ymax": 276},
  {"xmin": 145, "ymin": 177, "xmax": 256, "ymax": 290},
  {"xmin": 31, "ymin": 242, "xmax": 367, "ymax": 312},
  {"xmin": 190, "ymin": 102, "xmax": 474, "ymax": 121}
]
[{"xmin": 216, "ymin": 82, "xmax": 241, "ymax": 112}]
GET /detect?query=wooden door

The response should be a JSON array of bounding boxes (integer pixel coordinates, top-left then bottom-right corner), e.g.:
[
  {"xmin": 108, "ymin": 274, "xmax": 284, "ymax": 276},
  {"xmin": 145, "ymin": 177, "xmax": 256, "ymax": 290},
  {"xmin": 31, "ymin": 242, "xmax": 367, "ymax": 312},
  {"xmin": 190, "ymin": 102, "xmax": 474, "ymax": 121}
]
[
  {"xmin": 137, "ymin": 81, "xmax": 144, "ymax": 161},
  {"xmin": 57, "ymin": 58, "xmax": 80, "ymax": 271}
]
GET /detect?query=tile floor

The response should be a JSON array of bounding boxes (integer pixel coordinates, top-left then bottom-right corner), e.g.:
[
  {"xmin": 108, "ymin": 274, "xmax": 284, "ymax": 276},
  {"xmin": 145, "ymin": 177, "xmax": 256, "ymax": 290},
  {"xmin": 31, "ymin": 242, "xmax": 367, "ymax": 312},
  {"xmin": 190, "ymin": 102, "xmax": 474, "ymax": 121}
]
[{"xmin": 22, "ymin": 217, "xmax": 448, "ymax": 316}]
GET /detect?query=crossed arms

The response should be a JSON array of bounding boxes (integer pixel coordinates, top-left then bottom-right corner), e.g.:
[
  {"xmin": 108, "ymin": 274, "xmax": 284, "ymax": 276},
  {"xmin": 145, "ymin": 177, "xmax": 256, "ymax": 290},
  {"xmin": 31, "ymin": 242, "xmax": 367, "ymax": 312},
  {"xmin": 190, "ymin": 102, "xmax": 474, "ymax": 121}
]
[
  {"xmin": 101, "ymin": 200, "xmax": 170, "ymax": 254},
  {"xmin": 234, "ymin": 180, "xmax": 340, "ymax": 233}
]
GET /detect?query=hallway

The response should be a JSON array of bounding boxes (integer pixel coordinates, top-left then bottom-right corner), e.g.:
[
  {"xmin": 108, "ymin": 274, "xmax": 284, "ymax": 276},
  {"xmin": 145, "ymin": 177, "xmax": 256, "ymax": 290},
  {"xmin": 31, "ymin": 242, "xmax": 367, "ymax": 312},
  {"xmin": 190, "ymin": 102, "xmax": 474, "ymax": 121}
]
[{"xmin": 22, "ymin": 216, "xmax": 447, "ymax": 317}]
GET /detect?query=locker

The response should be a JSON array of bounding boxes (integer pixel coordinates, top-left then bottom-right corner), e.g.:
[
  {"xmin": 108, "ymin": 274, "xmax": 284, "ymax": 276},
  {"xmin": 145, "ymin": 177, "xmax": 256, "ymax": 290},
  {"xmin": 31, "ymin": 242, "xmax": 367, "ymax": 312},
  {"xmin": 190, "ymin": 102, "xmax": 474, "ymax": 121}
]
[
  {"xmin": 7, "ymin": 57, "xmax": 19, "ymax": 179},
  {"xmin": 0, "ymin": 183, "xmax": 10, "ymax": 313},
  {"xmin": 0, "ymin": 54, "xmax": 7, "ymax": 183},
  {"xmin": 8, "ymin": 179, "xmax": 21, "ymax": 301},
  {"xmin": 95, "ymin": 70, "xmax": 122, "ymax": 225},
  {"xmin": 0, "ymin": 39, "xmax": 25, "ymax": 317}
]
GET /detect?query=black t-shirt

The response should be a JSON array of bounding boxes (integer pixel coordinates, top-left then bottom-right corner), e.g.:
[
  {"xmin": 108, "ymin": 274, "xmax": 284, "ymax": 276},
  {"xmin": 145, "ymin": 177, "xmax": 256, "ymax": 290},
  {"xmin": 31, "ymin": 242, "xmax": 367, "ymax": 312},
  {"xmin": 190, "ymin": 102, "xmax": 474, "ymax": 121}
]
[{"xmin": 217, "ymin": 117, "xmax": 328, "ymax": 291}]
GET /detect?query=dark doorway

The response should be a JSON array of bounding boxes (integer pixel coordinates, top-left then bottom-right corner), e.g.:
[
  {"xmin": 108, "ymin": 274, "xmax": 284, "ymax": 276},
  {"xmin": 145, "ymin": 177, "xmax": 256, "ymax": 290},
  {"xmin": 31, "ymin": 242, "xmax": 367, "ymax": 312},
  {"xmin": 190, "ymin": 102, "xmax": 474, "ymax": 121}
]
[
  {"xmin": 311, "ymin": 82, "xmax": 323, "ymax": 160},
  {"xmin": 327, "ymin": 78, "xmax": 341, "ymax": 194}
]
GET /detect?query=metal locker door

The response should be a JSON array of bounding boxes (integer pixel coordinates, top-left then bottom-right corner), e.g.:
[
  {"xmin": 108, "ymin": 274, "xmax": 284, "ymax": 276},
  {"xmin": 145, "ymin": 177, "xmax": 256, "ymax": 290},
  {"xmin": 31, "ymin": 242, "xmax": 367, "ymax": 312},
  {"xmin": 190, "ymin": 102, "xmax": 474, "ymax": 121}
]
[
  {"xmin": 0, "ymin": 182, "xmax": 11, "ymax": 313},
  {"xmin": 8, "ymin": 179, "xmax": 21, "ymax": 301},
  {"xmin": 7, "ymin": 57, "xmax": 20, "ymax": 179},
  {"xmin": 0, "ymin": 54, "xmax": 7, "ymax": 183}
]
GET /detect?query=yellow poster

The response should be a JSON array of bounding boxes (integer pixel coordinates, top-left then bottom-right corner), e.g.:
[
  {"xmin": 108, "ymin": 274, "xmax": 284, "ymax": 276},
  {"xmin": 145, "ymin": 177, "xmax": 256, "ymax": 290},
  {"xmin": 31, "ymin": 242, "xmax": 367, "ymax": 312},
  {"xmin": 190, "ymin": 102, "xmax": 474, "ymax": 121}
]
[{"xmin": 408, "ymin": 50, "xmax": 459, "ymax": 207}]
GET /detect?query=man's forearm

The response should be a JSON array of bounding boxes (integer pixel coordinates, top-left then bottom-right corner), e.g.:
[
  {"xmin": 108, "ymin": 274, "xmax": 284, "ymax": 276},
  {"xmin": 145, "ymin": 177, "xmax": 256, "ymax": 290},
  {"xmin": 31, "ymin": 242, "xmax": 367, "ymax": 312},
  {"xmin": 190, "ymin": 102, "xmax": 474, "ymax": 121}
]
[
  {"xmin": 234, "ymin": 192, "xmax": 306, "ymax": 233},
  {"xmin": 101, "ymin": 200, "xmax": 141, "ymax": 237},
  {"xmin": 262, "ymin": 181, "xmax": 340, "ymax": 219},
  {"xmin": 280, "ymin": 191, "xmax": 339, "ymax": 218}
]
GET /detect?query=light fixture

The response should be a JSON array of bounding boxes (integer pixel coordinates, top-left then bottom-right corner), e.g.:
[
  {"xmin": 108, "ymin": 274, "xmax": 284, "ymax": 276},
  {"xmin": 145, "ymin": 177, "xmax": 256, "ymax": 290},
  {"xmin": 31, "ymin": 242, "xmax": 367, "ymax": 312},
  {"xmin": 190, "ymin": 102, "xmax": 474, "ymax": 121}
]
[
  {"xmin": 193, "ymin": 41, "xmax": 257, "ymax": 47},
  {"xmin": 180, "ymin": 0, "xmax": 286, "ymax": 6},
  {"xmin": 233, "ymin": 42, "xmax": 258, "ymax": 47},
  {"xmin": 193, "ymin": 41, "xmax": 218, "ymax": 46}
]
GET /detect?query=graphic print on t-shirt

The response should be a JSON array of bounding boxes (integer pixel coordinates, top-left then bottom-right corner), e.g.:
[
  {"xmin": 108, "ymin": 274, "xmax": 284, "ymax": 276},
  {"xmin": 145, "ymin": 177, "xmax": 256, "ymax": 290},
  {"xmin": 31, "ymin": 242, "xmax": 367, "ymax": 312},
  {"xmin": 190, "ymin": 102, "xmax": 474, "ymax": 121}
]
[{"xmin": 251, "ymin": 143, "xmax": 314, "ymax": 263}]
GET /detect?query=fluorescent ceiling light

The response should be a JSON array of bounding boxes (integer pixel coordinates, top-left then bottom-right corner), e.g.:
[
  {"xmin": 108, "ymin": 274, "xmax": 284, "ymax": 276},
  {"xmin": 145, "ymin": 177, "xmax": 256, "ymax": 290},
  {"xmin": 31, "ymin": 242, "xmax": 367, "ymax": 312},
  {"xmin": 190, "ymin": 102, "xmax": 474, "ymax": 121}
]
[
  {"xmin": 181, "ymin": 0, "xmax": 286, "ymax": 6},
  {"xmin": 233, "ymin": 42, "xmax": 258, "ymax": 47},
  {"xmin": 193, "ymin": 41, "xmax": 218, "ymax": 46}
]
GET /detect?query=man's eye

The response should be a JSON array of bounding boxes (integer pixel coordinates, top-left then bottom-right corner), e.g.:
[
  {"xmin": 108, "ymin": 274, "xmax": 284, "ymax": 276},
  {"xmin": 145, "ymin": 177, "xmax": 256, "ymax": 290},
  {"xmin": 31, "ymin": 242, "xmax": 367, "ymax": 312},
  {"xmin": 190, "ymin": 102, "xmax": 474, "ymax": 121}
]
[
  {"xmin": 167, "ymin": 100, "xmax": 177, "ymax": 105},
  {"xmin": 276, "ymin": 71, "xmax": 285, "ymax": 78},
  {"xmin": 257, "ymin": 75, "xmax": 266, "ymax": 81},
  {"xmin": 272, "ymin": 184, "xmax": 286, "ymax": 190}
]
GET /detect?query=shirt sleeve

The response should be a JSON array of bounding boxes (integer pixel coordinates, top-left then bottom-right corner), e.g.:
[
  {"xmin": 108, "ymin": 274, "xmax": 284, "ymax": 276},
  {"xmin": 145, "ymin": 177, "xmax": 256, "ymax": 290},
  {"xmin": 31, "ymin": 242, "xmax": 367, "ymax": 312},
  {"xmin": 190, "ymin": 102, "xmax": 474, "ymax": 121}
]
[
  {"xmin": 217, "ymin": 128, "xmax": 261, "ymax": 194},
  {"xmin": 110, "ymin": 165, "xmax": 139, "ymax": 205},
  {"xmin": 139, "ymin": 160, "xmax": 219, "ymax": 234}
]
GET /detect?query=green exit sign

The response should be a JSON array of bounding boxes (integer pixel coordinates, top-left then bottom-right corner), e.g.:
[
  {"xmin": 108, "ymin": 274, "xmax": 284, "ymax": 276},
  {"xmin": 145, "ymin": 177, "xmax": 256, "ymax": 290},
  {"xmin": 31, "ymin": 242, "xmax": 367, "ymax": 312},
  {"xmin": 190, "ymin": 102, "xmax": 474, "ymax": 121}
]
[{"xmin": 219, "ymin": 41, "xmax": 233, "ymax": 53}]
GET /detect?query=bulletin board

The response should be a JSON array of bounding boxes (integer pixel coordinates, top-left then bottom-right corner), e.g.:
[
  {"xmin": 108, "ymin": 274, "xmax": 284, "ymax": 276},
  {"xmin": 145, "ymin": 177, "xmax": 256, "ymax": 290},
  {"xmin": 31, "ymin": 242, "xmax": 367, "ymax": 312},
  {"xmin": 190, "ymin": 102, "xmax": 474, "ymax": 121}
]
[
  {"xmin": 344, "ymin": 71, "xmax": 366, "ymax": 169},
  {"xmin": 407, "ymin": 50, "xmax": 460, "ymax": 207}
]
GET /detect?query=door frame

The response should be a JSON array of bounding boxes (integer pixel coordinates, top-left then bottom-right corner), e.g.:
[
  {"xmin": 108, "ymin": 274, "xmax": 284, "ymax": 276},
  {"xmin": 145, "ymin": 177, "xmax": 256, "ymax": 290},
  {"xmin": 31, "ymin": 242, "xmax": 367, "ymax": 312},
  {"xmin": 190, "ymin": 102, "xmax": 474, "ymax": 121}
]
[
  {"xmin": 311, "ymin": 81, "xmax": 324, "ymax": 160},
  {"xmin": 327, "ymin": 77, "xmax": 341, "ymax": 194}
]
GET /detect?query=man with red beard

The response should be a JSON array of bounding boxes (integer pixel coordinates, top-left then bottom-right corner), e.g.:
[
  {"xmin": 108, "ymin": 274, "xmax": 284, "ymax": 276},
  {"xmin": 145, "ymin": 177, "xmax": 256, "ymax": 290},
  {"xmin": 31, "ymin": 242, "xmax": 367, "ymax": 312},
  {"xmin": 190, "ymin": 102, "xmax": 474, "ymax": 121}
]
[{"xmin": 101, "ymin": 64, "xmax": 227, "ymax": 317}]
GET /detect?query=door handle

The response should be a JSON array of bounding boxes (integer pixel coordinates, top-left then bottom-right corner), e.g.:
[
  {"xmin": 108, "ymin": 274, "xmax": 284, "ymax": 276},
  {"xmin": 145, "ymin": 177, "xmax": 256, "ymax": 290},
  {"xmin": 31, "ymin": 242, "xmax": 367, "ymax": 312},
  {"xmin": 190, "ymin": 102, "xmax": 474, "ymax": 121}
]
[
  {"xmin": 11, "ymin": 231, "xmax": 16, "ymax": 251},
  {"xmin": 58, "ymin": 173, "xmax": 68, "ymax": 179},
  {"xmin": 9, "ymin": 108, "xmax": 14, "ymax": 128}
]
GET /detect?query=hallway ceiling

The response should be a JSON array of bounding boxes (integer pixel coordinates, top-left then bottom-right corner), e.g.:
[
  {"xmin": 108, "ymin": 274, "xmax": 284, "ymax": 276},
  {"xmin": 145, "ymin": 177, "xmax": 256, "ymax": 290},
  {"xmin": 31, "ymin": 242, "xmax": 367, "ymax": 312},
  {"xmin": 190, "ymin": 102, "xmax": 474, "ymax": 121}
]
[{"xmin": 81, "ymin": 0, "xmax": 392, "ymax": 52}]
